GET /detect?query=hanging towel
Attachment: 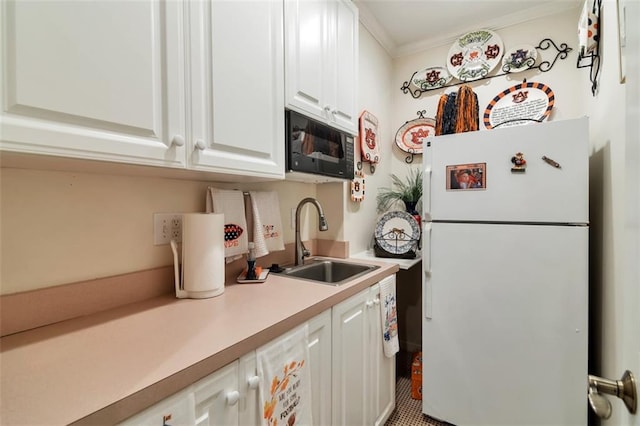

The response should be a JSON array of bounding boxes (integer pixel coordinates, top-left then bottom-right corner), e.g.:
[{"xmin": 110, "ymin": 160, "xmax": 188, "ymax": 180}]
[
  {"xmin": 206, "ymin": 187, "xmax": 248, "ymax": 262},
  {"xmin": 379, "ymin": 275, "xmax": 399, "ymax": 358},
  {"xmin": 249, "ymin": 191, "xmax": 285, "ymax": 258},
  {"xmin": 578, "ymin": 0, "xmax": 600, "ymax": 56},
  {"xmin": 257, "ymin": 324, "xmax": 313, "ymax": 426}
]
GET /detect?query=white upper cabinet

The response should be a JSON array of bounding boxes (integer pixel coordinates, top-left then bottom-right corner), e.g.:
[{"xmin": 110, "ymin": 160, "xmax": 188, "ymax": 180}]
[
  {"xmin": 284, "ymin": 0, "xmax": 358, "ymax": 134},
  {"xmin": 188, "ymin": 0, "xmax": 285, "ymax": 179},
  {"xmin": 0, "ymin": 0, "xmax": 186, "ymax": 167},
  {"xmin": 0, "ymin": 0, "xmax": 285, "ymax": 180}
]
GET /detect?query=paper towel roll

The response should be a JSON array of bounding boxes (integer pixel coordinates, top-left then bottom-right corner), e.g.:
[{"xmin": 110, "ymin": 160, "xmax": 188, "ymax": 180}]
[{"xmin": 180, "ymin": 213, "xmax": 225, "ymax": 298}]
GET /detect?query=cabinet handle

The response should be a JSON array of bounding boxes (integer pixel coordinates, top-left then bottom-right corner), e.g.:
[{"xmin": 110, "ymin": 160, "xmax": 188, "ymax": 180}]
[
  {"xmin": 366, "ymin": 300, "xmax": 373, "ymax": 308},
  {"xmin": 194, "ymin": 140, "xmax": 207, "ymax": 151},
  {"xmin": 247, "ymin": 375, "xmax": 260, "ymax": 390},
  {"xmin": 226, "ymin": 390, "xmax": 240, "ymax": 406},
  {"xmin": 373, "ymin": 298, "xmax": 380, "ymax": 305},
  {"xmin": 171, "ymin": 135, "xmax": 185, "ymax": 147}
]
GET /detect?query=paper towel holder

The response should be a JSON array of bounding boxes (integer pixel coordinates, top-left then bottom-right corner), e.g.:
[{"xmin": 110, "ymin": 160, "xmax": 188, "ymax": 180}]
[{"xmin": 170, "ymin": 239, "xmax": 224, "ymax": 299}]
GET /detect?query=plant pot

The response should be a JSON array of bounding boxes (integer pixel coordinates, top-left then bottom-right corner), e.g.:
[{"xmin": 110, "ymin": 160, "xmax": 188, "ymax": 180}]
[{"xmin": 403, "ymin": 200, "xmax": 421, "ymax": 224}]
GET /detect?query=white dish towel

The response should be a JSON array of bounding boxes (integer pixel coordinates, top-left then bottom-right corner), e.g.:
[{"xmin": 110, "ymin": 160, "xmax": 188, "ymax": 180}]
[
  {"xmin": 249, "ymin": 191, "xmax": 285, "ymax": 258},
  {"xmin": 379, "ymin": 275, "xmax": 400, "ymax": 358},
  {"xmin": 257, "ymin": 324, "xmax": 313, "ymax": 426},
  {"xmin": 206, "ymin": 187, "xmax": 248, "ymax": 262}
]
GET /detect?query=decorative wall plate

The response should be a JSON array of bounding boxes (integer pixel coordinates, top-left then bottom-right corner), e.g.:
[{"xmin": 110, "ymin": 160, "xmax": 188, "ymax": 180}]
[
  {"xmin": 409, "ymin": 66, "xmax": 453, "ymax": 91},
  {"xmin": 359, "ymin": 110, "xmax": 380, "ymax": 164},
  {"xmin": 374, "ymin": 210, "xmax": 421, "ymax": 255},
  {"xmin": 502, "ymin": 44, "xmax": 537, "ymax": 73},
  {"xmin": 483, "ymin": 81, "xmax": 555, "ymax": 129},
  {"xmin": 350, "ymin": 170, "xmax": 365, "ymax": 202},
  {"xmin": 447, "ymin": 29, "xmax": 504, "ymax": 82},
  {"xmin": 394, "ymin": 117, "xmax": 436, "ymax": 155}
]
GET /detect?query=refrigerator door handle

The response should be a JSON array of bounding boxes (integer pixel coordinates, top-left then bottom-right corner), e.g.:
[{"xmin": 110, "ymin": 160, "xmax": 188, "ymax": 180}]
[
  {"xmin": 423, "ymin": 223, "xmax": 432, "ymax": 319},
  {"xmin": 424, "ymin": 269, "xmax": 432, "ymax": 320},
  {"xmin": 423, "ymin": 166, "xmax": 432, "ymax": 220}
]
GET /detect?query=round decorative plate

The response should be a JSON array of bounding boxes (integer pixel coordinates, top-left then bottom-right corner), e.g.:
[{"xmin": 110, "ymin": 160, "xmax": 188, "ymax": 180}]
[
  {"xmin": 501, "ymin": 44, "xmax": 537, "ymax": 73},
  {"xmin": 447, "ymin": 29, "xmax": 504, "ymax": 82},
  {"xmin": 375, "ymin": 211, "xmax": 421, "ymax": 255},
  {"xmin": 394, "ymin": 118, "xmax": 436, "ymax": 155},
  {"xmin": 410, "ymin": 66, "xmax": 453, "ymax": 91},
  {"xmin": 483, "ymin": 81, "xmax": 555, "ymax": 129}
]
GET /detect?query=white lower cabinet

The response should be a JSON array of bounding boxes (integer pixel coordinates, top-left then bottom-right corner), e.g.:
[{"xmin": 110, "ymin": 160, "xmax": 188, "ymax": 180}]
[
  {"xmin": 332, "ymin": 276, "xmax": 396, "ymax": 425},
  {"xmin": 237, "ymin": 352, "xmax": 261, "ymax": 425},
  {"xmin": 254, "ymin": 310, "xmax": 332, "ymax": 425},
  {"xmin": 118, "ymin": 386, "xmax": 196, "ymax": 426},
  {"xmin": 307, "ymin": 309, "xmax": 332, "ymax": 425},
  {"xmin": 368, "ymin": 276, "xmax": 397, "ymax": 426},
  {"xmin": 119, "ymin": 277, "xmax": 394, "ymax": 425},
  {"xmin": 193, "ymin": 361, "xmax": 240, "ymax": 425}
]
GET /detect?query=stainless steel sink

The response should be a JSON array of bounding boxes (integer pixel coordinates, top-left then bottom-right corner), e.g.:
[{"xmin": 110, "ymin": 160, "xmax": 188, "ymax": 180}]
[{"xmin": 276, "ymin": 258, "xmax": 379, "ymax": 286}]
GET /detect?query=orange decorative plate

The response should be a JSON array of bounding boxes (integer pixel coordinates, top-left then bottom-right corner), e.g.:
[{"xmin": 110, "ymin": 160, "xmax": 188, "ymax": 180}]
[
  {"xmin": 394, "ymin": 118, "xmax": 435, "ymax": 155},
  {"xmin": 483, "ymin": 81, "xmax": 554, "ymax": 129}
]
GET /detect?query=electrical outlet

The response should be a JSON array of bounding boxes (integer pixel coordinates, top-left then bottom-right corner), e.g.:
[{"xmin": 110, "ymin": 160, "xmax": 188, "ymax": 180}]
[{"xmin": 154, "ymin": 213, "xmax": 183, "ymax": 245}]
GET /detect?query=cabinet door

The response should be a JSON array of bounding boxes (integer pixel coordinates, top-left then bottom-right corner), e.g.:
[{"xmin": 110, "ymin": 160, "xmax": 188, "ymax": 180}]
[
  {"xmin": 238, "ymin": 352, "xmax": 260, "ymax": 426},
  {"xmin": 307, "ymin": 310, "xmax": 332, "ymax": 425},
  {"xmin": 331, "ymin": 287, "xmax": 369, "ymax": 426},
  {"xmin": 284, "ymin": 0, "xmax": 328, "ymax": 122},
  {"xmin": 193, "ymin": 361, "xmax": 240, "ymax": 426},
  {"xmin": 369, "ymin": 279, "xmax": 396, "ymax": 426},
  {"xmin": 284, "ymin": 0, "xmax": 358, "ymax": 134},
  {"xmin": 325, "ymin": 0, "xmax": 358, "ymax": 134},
  {"xmin": 118, "ymin": 387, "xmax": 195, "ymax": 426},
  {"xmin": 188, "ymin": 0, "xmax": 284, "ymax": 179},
  {"xmin": 0, "ymin": 0, "xmax": 186, "ymax": 167}
]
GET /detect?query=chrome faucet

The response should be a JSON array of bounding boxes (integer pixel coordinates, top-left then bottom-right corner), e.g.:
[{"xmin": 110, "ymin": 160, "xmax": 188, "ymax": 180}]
[{"xmin": 295, "ymin": 197, "xmax": 328, "ymax": 265}]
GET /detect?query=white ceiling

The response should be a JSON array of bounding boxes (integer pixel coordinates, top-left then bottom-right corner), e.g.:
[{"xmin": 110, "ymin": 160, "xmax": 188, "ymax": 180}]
[{"xmin": 354, "ymin": 0, "xmax": 583, "ymax": 57}]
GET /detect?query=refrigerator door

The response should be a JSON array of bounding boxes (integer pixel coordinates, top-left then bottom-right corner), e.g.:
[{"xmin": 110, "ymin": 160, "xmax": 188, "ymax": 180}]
[
  {"xmin": 423, "ymin": 117, "xmax": 588, "ymax": 224},
  {"xmin": 422, "ymin": 222, "xmax": 588, "ymax": 425}
]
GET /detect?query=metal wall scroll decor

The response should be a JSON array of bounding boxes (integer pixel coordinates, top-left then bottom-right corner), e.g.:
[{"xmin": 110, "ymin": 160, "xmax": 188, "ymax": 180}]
[{"xmin": 401, "ymin": 38, "xmax": 573, "ymax": 99}]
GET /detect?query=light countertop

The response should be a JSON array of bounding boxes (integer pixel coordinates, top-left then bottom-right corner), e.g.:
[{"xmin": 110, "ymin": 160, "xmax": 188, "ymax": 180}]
[
  {"xmin": 0, "ymin": 257, "xmax": 398, "ymax": 425},
  {"xmin": 351, "ymin": 249, "xmax": 421, "ymax": 270}
]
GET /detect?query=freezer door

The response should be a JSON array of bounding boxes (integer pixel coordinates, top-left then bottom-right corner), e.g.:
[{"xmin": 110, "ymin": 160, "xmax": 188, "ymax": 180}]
[
  {"xmin": 422, "ymin": 222, "xmax": 588, "ymax": 425},
  {"xmin": 423, "ymin": 117, "xmax": 589, "ymax": 224}
]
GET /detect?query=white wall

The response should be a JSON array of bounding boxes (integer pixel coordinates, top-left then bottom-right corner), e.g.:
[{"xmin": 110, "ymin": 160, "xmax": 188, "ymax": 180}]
[
  {"xmin": 584, "ymin": 1, "xmax": 639, "ymax": 424},
  {"xmin": 378, "ymin": 6, "xmax": 592, "ymax": 353},
  {"xmin": 390, "ymin": 6, "xmax": 587, "ymax": 178},
  {"xmin": 0, "ymin": 22, "xmax": 395, "ymax": 296},
  {"xmin": 343, "ymin": 24, "xmax": 395, "ymax": 254},
  {"xmin": 376, "ymin": 4, "xmax": 638, "ymax": 424},
  {"xmin": 0, "ymin": 168, "xmax": 318, "ymax": 294}
]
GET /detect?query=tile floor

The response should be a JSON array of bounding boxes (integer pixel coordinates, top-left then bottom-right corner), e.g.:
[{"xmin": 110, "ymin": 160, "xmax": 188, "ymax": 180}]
[{"xmin": 384, "ymin": 377, "xmax": 448, "ymax": 426}]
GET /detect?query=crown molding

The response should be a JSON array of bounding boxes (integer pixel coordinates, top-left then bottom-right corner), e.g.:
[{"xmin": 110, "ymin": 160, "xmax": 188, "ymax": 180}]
[{"xmin": 355, "ymin": 1, "xmax": 581, "ymax": 58}]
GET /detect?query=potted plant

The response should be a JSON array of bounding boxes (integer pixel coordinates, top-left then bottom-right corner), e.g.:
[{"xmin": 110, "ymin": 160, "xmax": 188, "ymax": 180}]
[{"xmin": 376, "ymin": 168, "xmax": 423, "ymax": 219}]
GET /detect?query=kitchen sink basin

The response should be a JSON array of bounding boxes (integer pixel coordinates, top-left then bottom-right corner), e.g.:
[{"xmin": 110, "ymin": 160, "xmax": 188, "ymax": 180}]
[{"xmin": 276, "ymin": 258, "xmax": 379, "ymax": 286}]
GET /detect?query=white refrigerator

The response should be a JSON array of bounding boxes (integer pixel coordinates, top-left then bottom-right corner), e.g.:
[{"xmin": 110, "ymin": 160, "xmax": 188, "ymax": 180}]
[{"xmin": 421, "ymin": 117, "xmax": 589, "ymax": 425}]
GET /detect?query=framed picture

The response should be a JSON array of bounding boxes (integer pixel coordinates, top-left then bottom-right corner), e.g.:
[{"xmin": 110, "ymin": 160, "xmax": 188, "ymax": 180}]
[
  {"xmin": 446, "ymin": 163, "xmax": 486, "ymax": 190},
  {"xmin": 618, "ymin": 0, "xmax": 627, "ymax": 84}
]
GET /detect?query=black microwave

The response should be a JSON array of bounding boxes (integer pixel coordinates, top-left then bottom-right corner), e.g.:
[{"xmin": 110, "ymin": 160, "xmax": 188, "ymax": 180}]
[{"xmin": 285, "ymin": 110, "xmax": 354, "ymax": 180}]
